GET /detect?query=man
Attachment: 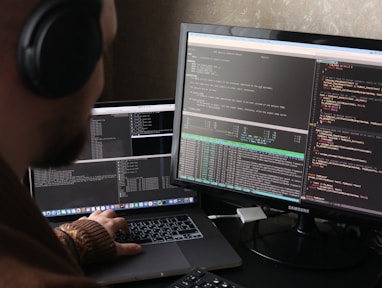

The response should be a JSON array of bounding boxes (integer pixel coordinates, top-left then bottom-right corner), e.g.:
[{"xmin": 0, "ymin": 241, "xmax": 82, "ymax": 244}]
[{"xmin": 0, "ymin": 0, "xmax": 142, "ymax": 286}]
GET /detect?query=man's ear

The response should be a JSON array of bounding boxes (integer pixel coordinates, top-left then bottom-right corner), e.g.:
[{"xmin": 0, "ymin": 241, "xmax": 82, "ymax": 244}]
[{"xmin": 18, "ymin": 0, "xmax": 103, "ymax": 99}]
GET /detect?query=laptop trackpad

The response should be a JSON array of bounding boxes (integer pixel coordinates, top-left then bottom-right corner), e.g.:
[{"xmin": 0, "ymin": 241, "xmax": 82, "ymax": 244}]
[{"xmin": 86, "ymin": 243, "xmax": 191, "ymax": 284}]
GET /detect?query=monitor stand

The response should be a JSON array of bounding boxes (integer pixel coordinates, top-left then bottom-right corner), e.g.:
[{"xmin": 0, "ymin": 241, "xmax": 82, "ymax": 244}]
[{"xmin": 240, "ymin": 212, "xmax": 368, "ymax": 270}]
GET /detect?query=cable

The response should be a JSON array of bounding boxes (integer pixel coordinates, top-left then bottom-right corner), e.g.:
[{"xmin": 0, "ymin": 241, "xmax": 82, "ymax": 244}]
[
  {"xmin": 208, "ymin": 214, "xmax": 239, "ymax": 220},
  {"xmin": 208, "ymin": 207, "xmax": 267, "ymax": 223}
]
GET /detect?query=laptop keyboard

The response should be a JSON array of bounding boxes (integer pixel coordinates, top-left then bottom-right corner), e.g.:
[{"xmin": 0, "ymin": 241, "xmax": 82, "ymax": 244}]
[{"xmin": 115, "ymin": 215, "xmax": 203, "ymax": 245}]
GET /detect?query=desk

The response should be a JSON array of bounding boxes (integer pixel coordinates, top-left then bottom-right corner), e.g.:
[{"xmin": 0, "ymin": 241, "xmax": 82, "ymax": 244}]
[{"xmin": 113, "ymin": 199, "xmax": 382, "ymax": 288}]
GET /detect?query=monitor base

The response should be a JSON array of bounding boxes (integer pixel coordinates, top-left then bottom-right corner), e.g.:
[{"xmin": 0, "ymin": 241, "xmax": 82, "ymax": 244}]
[{"xmin": 240, "ymin": 213, "xmax": 368, "ymax": 270}]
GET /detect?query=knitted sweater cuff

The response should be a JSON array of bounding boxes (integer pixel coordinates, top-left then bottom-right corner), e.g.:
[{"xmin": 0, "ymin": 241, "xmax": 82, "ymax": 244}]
[{"xmin": 58, "ymin": 219, "xmax": 117, "ymax": 266}]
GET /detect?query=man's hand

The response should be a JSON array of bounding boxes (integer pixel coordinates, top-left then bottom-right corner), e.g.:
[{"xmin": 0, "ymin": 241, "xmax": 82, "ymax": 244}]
[{"xmin": 84, "ymin": 210, "xmax": 142, "ymax": 256}]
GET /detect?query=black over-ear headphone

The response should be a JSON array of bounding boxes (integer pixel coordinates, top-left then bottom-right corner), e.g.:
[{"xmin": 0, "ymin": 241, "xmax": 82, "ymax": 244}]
[{"xmin": 18, "ymin": 0, "xmax": 103, "ymax": 98}]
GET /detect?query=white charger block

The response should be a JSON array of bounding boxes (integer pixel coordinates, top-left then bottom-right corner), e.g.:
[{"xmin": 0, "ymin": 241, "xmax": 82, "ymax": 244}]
[{"xmin": 237, "ymin": 207, "xmax": 267, "ymax": 223}]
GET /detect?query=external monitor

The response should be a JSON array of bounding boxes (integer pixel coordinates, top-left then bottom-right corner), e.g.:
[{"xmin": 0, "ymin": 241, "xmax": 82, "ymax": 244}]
[{"xmin": 170, "ymin": 23, "xmax": 382, "ymax": 269}]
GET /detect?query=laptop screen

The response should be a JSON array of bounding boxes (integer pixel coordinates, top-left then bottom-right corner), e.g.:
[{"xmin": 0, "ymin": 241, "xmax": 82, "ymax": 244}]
[{"xmin": 29, "ymin": 100, "xmax": 198, "ymax": 219}]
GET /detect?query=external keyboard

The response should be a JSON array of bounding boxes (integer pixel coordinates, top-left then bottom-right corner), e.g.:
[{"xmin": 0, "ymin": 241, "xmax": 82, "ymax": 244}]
[
  {"xmin": 166, "ymin": 268, "xmax": 245, "ymax": 288},
  {"xmin": 114, "ymin": 215, "xmax": 203, "ymax": 245}
]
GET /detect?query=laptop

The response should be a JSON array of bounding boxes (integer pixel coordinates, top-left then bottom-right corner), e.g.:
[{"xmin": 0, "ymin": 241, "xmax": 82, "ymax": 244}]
[{"xmin": 28, "ymin": 99, "xmax": 242, "ymax": 285}]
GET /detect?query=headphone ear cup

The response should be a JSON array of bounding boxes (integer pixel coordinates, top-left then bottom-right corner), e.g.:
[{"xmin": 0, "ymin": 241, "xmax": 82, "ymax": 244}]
[{"xmin": 18, "ymin": 0, "xmax": 103, "ymax": 98}]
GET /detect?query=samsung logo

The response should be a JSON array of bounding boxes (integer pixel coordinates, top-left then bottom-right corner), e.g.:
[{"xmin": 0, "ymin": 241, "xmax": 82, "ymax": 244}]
[{"xmin": 288, "ymin": 205, "xmax": 310, "ymax": 214}]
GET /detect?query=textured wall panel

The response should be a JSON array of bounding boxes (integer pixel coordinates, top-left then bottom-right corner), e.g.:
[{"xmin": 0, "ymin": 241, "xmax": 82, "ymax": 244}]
[{"xmin": 102, "ymin": 0, "xmax": 382, "ymax": 101}]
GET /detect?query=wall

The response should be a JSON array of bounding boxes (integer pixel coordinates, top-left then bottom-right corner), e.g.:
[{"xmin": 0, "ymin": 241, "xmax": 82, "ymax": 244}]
[{"xmin": 101, "ymin": 0, "xmax": 382, "ymax": 102}]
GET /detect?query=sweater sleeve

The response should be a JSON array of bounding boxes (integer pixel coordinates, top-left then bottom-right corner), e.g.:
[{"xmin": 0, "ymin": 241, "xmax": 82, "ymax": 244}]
[{"xmin": 54, "ymin": 219, "xmax": 117, "ymax": 266}]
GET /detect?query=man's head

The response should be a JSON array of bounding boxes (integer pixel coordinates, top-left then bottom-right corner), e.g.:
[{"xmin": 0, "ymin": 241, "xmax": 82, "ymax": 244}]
[{"xmin": 0, "ymin": 0, "xmax": 117, "ymax": 177}]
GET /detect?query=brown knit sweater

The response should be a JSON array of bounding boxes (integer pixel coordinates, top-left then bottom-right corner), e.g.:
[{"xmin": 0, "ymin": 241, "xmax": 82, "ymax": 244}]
[{"xmin": 0, "ymin": 157, "xmax": 117, "ymax": 287}]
